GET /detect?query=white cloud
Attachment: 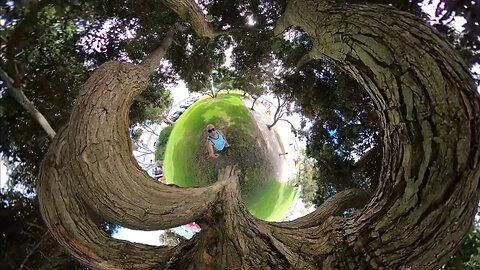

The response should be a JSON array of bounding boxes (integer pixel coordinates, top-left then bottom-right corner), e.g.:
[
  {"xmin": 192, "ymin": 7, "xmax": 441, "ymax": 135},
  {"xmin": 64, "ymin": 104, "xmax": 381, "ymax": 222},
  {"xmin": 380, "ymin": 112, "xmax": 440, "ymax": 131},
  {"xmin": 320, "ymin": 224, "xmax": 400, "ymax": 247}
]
[
  {"xmin": 113, "ymin": 228, "xmax": 163, "ymax": 246},
  {"xmin": 420, "ymin": 0, "xmax": 467, "ymax": 31}
]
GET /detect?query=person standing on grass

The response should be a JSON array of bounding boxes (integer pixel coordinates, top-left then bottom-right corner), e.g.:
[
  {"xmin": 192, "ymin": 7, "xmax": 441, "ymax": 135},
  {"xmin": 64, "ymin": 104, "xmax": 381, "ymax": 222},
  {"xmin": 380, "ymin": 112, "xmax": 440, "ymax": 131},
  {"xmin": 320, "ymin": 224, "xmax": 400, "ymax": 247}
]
[{"xmin": 206, "ymin": 124, "xmax": 229, "ymax": 158}]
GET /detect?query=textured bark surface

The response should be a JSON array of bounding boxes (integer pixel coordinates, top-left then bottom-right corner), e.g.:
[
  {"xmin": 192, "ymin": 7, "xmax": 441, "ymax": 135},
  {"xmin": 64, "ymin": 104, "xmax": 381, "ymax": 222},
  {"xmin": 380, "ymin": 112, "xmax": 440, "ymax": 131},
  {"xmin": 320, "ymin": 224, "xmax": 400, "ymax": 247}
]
[
  {"xmin": 37, "ymin": 27, "xmax": 226, "ymax": 269},
  {"xmin": 161, "ymin": 0, "xmax": 226, "ymax": 38},
  {"xmin": 37, "ymin": 0, "xmax": 480, "ymax": 269},
  {"xmin": 274, "ymin": 1, "xmax": 480, "ymax": 269}
]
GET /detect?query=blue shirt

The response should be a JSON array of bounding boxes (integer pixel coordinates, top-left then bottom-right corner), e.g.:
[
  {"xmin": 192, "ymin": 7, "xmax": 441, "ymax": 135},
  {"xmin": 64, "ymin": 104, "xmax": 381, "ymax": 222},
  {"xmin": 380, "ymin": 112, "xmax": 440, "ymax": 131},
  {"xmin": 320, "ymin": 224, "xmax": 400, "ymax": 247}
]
[{"xmin": 208, "ymin": 132, "xmax": 226, "ymax": 151}]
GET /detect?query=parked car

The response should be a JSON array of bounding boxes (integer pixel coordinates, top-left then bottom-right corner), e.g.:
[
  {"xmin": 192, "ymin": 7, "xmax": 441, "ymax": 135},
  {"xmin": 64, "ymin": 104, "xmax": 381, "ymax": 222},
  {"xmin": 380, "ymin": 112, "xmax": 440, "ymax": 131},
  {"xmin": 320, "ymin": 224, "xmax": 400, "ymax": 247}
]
[
  {"xmin": 189, "ymin": 94, "xmax": 201, "ymax": 101},
  {"xmin": 169, "ymin": 111, "xmax": 183, "ymax": 122}
]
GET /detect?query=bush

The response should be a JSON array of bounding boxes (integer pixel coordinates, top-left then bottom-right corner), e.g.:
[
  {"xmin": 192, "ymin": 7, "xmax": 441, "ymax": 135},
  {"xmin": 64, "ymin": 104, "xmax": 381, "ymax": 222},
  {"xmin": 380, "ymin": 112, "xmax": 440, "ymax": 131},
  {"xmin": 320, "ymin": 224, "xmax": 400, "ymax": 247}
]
[{"xmin": 155, "ymin": 125, "xmax": 174, "ymax": 161}]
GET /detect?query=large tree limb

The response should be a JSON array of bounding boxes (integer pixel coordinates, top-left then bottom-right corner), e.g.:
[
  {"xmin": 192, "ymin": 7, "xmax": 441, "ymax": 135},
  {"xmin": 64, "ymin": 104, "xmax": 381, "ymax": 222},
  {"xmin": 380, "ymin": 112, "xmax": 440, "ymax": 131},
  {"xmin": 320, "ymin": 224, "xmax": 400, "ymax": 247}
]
[
  {"xmin": 352, "ymin": 143, "xmax": 382, "ymax": 171},
  {"xmin": 2, "ymin": 0, "xmax": 57, "ymax": 139},
  {"xmin": 0, "ymin": 69, "xmax": 56, "ymax": 139},
  {"xmin": 140, "ymin": 24, "xmax": 186, "ymax": 75},
  {"xmin": 272, "ymin": 189, "xmax": 372, "ymax": 229},
  {"xmin": 161, "ymin": 0, "xmax": 228, "ymax": 38},
  {"xmin": 275, "ymin": 1, "xmax": 480, "ymax": 268},
  {"xmin": 39, "ymin": 61, "xmax": 228, "ymax": 230}
]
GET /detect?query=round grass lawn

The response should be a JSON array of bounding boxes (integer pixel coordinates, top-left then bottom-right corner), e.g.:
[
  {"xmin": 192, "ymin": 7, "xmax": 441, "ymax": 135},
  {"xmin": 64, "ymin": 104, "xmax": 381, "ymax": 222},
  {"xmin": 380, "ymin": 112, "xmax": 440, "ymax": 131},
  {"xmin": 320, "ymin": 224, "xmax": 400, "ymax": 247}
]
[{"xmin": 163, "ymin": 94, "xmax": 296, "ymax": 221}]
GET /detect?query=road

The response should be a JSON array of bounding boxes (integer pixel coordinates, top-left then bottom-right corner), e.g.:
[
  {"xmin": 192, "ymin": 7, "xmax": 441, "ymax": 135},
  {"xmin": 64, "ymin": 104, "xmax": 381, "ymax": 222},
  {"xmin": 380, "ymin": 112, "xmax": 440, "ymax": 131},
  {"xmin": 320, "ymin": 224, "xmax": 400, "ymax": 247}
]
[{"xmin": 242, "ymin": 97, "xmax": 315, "ymax": 221}]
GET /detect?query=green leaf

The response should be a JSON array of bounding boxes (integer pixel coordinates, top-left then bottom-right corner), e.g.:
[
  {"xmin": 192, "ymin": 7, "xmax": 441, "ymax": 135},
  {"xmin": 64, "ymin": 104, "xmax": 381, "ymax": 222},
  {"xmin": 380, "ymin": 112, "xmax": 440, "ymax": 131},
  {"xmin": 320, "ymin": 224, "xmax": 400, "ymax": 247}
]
[{"xmin": 271, "ymin": 39, "xmax": 282, "ymax": 53}]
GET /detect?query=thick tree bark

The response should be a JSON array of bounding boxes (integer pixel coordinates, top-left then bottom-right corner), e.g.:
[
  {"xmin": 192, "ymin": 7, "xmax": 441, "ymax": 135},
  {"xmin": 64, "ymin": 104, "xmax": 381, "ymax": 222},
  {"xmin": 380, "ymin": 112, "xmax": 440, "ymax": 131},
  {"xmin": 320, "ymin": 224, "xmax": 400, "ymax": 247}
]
[
  {"xmin": 37, "ymin": 0, "xmax": 480, "ymax": 269},
  {"xmin": 161, "ymin": 0, "xmax": 227, "ymax": 38},
  {"xmin": 272, "ymin": 189, "xmax": 372, "ymax": 229},
  {"xmin": 37, "ymin": 29, "xmax": 229, "ymax": 268},
  {"xmin": 274, "ymin": 1, "xmax": 480, "ymax": 269}
]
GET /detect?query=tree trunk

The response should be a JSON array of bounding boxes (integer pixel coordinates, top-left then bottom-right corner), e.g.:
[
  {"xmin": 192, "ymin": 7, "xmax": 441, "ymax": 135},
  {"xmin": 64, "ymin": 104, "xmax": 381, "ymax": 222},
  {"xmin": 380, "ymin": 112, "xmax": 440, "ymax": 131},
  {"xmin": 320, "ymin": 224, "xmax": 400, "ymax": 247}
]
[
  {"xmin": 275, "ymin": 1, "xmax": 480, "ymax": 269},
  {"xmin": 161, "ymin": 0, "xmax": 226, "ymax": 38},
  {"xmin": 0, "ymin": 69, "xmax": 56, "ymax": 139},
  {"xmin": 267, "ymin": 120, "xmax": 278, "ymax": 130},
  {"xmin": 37, "ymin": 0, "xmax": 480, "ymax": 269},
  {"xmin": 268, "ymin": 96, "xmax": 283, "ymax": 129},
  {"xmin": 251, "ymin": 96, "xmax": 259, "ymax": 110},
  {"xmin": 37, "ymin": 28, "xmax": 228, "ymax": 269}
]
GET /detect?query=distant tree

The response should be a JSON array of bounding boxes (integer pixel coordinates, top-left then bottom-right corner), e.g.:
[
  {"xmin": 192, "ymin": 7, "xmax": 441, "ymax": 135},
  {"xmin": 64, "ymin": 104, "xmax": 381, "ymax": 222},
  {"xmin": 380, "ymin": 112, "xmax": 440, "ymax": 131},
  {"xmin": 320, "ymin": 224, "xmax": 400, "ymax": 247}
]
[
  {"xmin": 159, "ymin": 229, "xmax": 186, "ymax": 247},
  {"xmin": 182, "ymin": 67, "xmax": 236, "ymax": 98},
  {"xmin": 266, "ymin": 90, "xmax": 294, "ymax": 130},
  {"xmin": 231, "ymin": 68, "xmax": 265, "ymax": 110},
  {"xmin": 155, "ymin": 125, "xmax": 174, "ymax": 162},
  {"xmin": 446, "ymin": 227, "xmax": 480, "ymax": 269},
  {"xmin": 293, "ymin": 149, "xmax": 317, "ymax": 207}
]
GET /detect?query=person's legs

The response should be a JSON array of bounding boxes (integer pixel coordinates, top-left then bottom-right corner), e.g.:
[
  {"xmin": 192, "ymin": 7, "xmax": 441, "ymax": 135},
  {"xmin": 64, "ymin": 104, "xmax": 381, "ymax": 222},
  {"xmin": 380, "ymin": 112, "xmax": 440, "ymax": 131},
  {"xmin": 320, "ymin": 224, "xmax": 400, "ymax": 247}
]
[{"xmin": 218, "ymin": 145, "xmax": 229, "ymax": 155}]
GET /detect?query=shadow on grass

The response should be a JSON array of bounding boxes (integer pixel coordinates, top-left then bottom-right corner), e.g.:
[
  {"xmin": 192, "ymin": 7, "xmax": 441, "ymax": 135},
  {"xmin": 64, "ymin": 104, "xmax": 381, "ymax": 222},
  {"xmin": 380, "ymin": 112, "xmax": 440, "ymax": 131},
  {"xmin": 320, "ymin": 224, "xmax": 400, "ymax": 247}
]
[{"xmin": 244, "ymin": 179, "xmax": 296, "ymax": 221}]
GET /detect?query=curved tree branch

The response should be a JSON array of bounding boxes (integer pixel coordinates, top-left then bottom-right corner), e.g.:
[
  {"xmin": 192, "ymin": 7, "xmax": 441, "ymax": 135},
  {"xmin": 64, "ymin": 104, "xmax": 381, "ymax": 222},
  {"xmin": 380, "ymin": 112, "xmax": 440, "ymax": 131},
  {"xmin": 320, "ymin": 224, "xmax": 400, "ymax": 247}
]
[
  {"xmin": 140, "ymin": 26, "xmax": 178, "ymax": 75},
  {"xmin": 272, "ymin": 189, "xmax": 372, "ymax": 229},
  {"xmin": 161, "ymin": 0, "xmax": 225, "ymax": 38},
  {"xmin": 38, "ymin": 25, "xmax": 227, "ymax": 231},
  {"xmin": 276, "ymin": 1, "xmax": 480, "ymax": 268}
]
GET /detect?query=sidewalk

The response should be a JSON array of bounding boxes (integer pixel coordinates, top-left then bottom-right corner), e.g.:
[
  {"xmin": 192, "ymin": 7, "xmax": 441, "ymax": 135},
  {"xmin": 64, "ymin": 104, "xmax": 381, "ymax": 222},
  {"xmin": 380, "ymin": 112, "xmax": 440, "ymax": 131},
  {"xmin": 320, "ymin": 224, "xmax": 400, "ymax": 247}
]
[
  {"xmin": 243, "ymin": 98, "xmax": 299, "ymax": 183},
  {"xmin": 243, "ymin": 97, "xmax": 315, "ymax": 221},
  {"xmin": 132, "ymin": 123, "xmax": 164, "ymax": 171}
]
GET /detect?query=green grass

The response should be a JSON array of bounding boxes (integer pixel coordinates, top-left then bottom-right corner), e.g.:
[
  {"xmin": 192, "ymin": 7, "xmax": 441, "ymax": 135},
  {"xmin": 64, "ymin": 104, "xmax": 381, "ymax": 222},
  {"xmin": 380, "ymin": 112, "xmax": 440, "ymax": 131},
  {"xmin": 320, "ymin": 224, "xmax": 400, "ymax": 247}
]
[
  {"xmin": 164, "ymin": 94, "xmax": 254, "ymax": 186},
  {"xmin": 244, "ymin": 179, "xmax": 296, "ymax": 221},
  {"xmin": 163, "ymin": 94, "xmax": 296, "ymax": 221}
]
